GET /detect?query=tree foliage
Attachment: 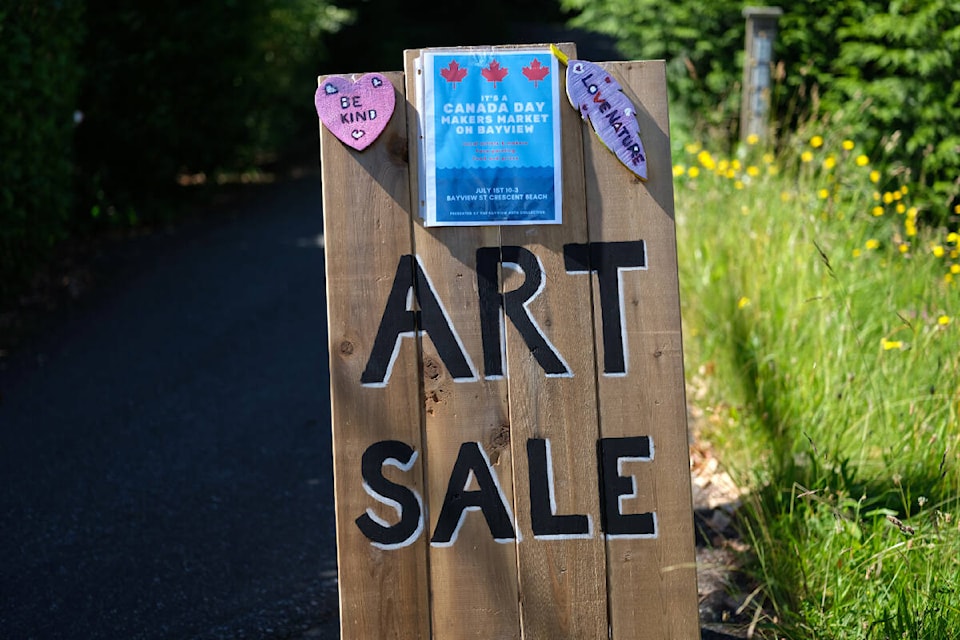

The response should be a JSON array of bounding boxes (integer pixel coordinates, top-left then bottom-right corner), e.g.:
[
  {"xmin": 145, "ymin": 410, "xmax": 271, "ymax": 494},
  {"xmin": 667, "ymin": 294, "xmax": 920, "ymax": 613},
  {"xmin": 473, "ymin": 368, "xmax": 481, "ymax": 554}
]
[
  {"xmin": 562, "ymin": 0, "xmax": 960, "ymax": 214},
  {"xmin": 0, "ymin": 2, "xmax": 85, "ymax": 304}
]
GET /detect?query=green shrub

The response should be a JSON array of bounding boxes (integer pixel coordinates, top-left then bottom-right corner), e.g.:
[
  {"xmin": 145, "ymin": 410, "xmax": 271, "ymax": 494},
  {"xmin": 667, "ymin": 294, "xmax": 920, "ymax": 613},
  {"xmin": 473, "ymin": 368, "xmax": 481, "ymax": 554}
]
[
  {"xmin": 0, "ymin": 2, "xmax": 85, "ymax": 306},
  {"xmin": 74, "ymin": 0, "xmax": 350, "ymax": 222},
  {"xmin": 561, "ymin": 0, "xmax": 960, "ymax": 217}
]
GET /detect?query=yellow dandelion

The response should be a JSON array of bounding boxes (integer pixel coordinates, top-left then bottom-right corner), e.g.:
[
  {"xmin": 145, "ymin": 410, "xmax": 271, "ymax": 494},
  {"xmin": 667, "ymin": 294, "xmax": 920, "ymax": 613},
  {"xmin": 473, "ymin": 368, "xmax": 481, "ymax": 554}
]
[
  {"xmin": 747, "ymin": 165, "xmax": 761, "ymax": 178},
  {"xmin": 731, "ymin": 159, "xmax": 742, "ymax": 171},
  {"xmin": 907, "ymin": 207, "xmax": 919, "ymax": 219},
  {"xmin": 852, "ymin": 248, "xmax": 862, "ymax": 258},
  {"xmin": 933, "ymin": 245, "xmax": 945, "ymax": 258},
  {"xmin": 906, "ymin": 220, "xmax": 917, "ymax": 237},
  {"xmin": 873, "ymin": 191, "xmax": 882, "ymax": 201},
  {"xmin": 951, "ymin": 264, "xmax": 960, "ymax": 275},
  {"xmin": 737, "ymin": 296, "xmax": 751, "ymax": 309},
  {"xmin": 801, "ymin": 150, "xmax": 814, "ymax": 163},
  {"xmin": 955, "ymin": 204, "xmax": 960, "ymax": 214},
  {"xmin": 697, "ymin": 150, "xmax": 716, "ymax": 170},
  {"xmin": 900, "ymin": 185, "xmax": 909, "ymax": 195},
  {"xmin": 746, "ymin": 133, "xmax": 760, "ymax": 145},
  {"xmin": 810, "ymin": 135, "xmax": 824, "ymax": 148},
  {"xmin": 870, "ymin": 170, "xmax": 881, "ymax": 183},
  {"xmin": 673, "ymin": 165, "xmax": 686, "ymax": 177},
  {"xmin": 947, "ymin": 232, "xmax": 959, "ymax": 244},
  {"xmin": 866, "ymin": 239, "xmax": 880, "ymax": 250},
  {"xmin": 893, "ymin": 191, "xmax": 902, "ymax": 201},
  {"xmin": 938, "ymin": 315, "xmax": 952, "ymax": 326},
  {"xmin": 896, "ymin": 203, "xmax": 906, "ymax": 214},
  {"xmin": 734, "ymin": 180, "xmax": 745, "ymax": 190},
  {"xmin": 899, "ymin": 244, "xmax": 909, "ymax": 254},
  {"xmin": 883, "ymin": 192, "xmax": 895, "ymax": 204},
  {"xmin": 685, "ymin": 142, "xmax": 702, "ymax": 154},
  {"xmin": 823, "ymin": 156, "xmax": 837, "ymax": 170},
  {"xmin": 946, "ymin": 273, "xmax": 955, "ymax": 284},
  {"xmin": 767, "ymin": 165, "xmax": 780, "ymax": 176},
  {"xmin": 688, "ymin": 166, "xmax": 701, "ymax": 178},
  {"xmin": 856, "ymin": 154, "xmax": 870, "ymax": 166},
  {"xmin": 725, "ymin": 168, "xmax": 737, "ymax": 179},
  {"xmin": 952, "ymin": 250, "xmax": 960, "ymax": 259},
  {"xmin": 882, "ymin": 339, "xmax": 903, "ymax": 351},
  {"xmin": 780, "ymin": 191, "xmax": 791, "ymax": 202},
  {"xmin": 763, "ymin": 152, "xmax": 775, "ymax": 164},
  {"xmin": 872, "ymin": 206, "xmax": 884, "ymax": 217},
  {"xmin": 818, "ymin": 188, "xmax": 830, "ymax": 200},
  {"xmin": 842, "ymin": 139, "xmax": 855, "ymax": 151}
]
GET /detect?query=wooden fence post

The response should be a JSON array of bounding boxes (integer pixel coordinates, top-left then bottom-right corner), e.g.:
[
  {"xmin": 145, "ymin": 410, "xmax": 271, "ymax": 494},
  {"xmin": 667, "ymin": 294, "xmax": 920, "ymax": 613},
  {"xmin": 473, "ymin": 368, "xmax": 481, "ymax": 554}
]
[{"xmin": 740, "ymin": 6, "xmax": 783, "ymax": 142}]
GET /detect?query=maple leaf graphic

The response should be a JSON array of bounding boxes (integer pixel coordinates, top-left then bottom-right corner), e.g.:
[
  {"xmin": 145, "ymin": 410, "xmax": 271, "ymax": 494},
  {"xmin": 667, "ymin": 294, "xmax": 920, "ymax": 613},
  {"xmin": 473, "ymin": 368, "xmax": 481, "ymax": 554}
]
[
  {"xmin": 440, "ymin": 60, "xmax": 467, "ymax": 86},
  {"xmin": 481, "ymin": 60, "xmax": 508, "ymax": 87},
  {"xmin": 522, "ymin": 58, "xmax": 550, "ymax": 87}
]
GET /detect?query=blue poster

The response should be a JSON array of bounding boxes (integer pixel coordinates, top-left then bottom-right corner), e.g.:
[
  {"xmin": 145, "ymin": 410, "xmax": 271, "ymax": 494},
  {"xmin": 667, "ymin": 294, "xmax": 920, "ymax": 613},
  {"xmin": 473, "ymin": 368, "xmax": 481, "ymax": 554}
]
[{"xmin": 419, "ymin": 48, "xmax": 563, "ymax": 226}]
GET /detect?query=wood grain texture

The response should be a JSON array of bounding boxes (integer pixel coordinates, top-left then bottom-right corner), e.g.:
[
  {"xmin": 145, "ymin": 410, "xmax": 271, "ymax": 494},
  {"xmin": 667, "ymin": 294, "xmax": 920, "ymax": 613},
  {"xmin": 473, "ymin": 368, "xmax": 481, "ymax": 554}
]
[
  {"xmin": 499, "ymin": 42, "xmax": 608, "ymax": 640},
  {"xmin": 405, "ymin": 49, "xmax": 522, "ymax": 640},
  {"xmin": 320, "ymin": 71, "xmax": 431, "ymax": 640},
  {"xmin": 580, "ymin": 60, "xmax": 700, "ymax": 640}
]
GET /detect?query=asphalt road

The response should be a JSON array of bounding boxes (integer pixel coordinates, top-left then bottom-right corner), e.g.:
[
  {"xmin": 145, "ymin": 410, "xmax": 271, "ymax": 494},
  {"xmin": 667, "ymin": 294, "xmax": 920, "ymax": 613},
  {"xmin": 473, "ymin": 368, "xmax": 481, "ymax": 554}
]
[{"xmin": 0, "ymin": 171, "xmax": 341, "ymax": 639}]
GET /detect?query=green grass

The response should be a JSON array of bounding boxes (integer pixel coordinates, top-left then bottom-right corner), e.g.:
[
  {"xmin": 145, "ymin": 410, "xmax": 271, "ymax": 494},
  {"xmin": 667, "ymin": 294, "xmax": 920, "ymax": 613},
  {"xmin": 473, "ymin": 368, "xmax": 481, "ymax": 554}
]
[{"xmin": 673, "ymin": 133, "xmax": 960, "ymax": 638}]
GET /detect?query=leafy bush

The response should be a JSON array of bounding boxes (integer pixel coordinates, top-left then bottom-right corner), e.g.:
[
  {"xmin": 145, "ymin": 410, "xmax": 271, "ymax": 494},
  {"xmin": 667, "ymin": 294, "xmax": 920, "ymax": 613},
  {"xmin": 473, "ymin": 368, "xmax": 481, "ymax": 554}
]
[
  {"xmin": 561, "ymin": 0, "xmax": 960, "ymax": 217},
  {"xmin": 0, "ymin": 2, "xmax": 84, "ymax": 305},
  {"xmin": 74, "ymin": 0, "xmax": 351, "ymax": 222}
]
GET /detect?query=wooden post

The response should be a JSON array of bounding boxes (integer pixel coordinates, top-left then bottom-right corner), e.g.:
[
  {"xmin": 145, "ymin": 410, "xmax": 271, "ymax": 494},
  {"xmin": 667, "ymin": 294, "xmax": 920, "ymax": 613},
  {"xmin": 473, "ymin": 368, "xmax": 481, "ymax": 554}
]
[
  {"xmin": 740, "ymin": 6, "xmax": 783, "ymax": 142},
  {"xmin": 319, "ymin": 45, "xmax": 699, "ymax": 639}
]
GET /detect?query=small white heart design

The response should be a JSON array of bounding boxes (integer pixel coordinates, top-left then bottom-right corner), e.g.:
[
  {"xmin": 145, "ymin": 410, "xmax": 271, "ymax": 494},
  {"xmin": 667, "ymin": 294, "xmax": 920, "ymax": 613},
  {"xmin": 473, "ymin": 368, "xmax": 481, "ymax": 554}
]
[{"xmin": 351, "ymin": 130, "xmax": 365, "ymax": 140}]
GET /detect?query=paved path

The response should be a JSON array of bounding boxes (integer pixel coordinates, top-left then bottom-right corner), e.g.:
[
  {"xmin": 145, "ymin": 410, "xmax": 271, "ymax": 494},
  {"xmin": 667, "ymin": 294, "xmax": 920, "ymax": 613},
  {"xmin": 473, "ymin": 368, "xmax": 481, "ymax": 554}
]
[{"xmin": 0, "ymin": 171, "xmax": 340, "ymax": 639}]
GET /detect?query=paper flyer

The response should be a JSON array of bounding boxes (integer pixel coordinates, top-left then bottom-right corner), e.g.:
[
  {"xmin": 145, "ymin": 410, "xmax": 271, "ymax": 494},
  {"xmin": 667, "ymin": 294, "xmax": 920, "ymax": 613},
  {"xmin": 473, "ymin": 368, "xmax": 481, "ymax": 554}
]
[{"xmin": 418, "ymin": 48, "xmax": 563, "ymax": 226}]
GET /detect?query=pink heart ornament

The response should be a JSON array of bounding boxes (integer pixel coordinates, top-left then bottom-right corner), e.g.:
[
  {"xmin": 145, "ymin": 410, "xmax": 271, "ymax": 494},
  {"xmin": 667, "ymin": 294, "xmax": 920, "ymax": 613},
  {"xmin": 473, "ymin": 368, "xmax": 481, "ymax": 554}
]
[{"xmin": 315, "ymin": 73, "xmax": 395, "ymax": 151}]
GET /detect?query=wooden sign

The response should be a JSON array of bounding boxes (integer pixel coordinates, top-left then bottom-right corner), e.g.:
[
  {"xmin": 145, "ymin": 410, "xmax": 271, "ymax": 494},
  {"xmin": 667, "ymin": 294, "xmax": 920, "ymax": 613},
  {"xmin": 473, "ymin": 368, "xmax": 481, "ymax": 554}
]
[{"xmin": 318, "ymin": 44, "xmax": 699, "ymax": 639}]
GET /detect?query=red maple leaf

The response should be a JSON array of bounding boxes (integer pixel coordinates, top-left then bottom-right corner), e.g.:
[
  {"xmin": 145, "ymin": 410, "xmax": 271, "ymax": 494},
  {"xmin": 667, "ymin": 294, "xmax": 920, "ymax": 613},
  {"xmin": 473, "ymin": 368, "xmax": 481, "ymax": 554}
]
[
  {"xmin": 522, "ymin": 58, "xmax": 550, "ymax": 87},
  {"xmin": 481, "ymin": 60, "xmax": 509, "ymax": 87},
  {"xmin": 440, "ymin": 60, "xmax": 467, "ymax": 86}
]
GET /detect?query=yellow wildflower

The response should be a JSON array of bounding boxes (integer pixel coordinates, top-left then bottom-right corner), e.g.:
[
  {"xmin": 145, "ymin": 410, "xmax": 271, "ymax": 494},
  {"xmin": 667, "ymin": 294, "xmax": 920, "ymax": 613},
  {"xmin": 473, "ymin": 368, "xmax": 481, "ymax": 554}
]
[
  {"xmin": 811, "ymin": 135, "xmax": 824, "ymax": 148},
  {"xmin": 823, "ymin": 156, "xmax": 837, "ymax": 170},
  {"xmin": 955, "ymin": 204, "xmax": 960, "ymax": 214},
  {"xmin": 842, "ymin": 139, "xmax": 855, "ymax": 151},
  {"xmin": 731, "ymin": 159, "xmax": 742, "ymax": 171},
  {"xmin": 900, "ymin": 185, "xmax": 909, "ymax": 195},
  {"xmin": 818, "ymin": 188, "xmax": 830, "ymax": 200},
  {"xmin": 872, "ymin": 206, "xmax": 884, "ymax": 217},
  {"xmin": 763, "ymin": 152, "xmax": 775, "ymax": 164},
  {"xmin": 725, "ymin": 169, "xmax": 736, "ymax": 179},
  {"xmin": 734, "ymin": 180, "xmax": 745, "ymax": 190},
  {"xmin": 933, "ymin": 245, "xmax": 945, "ymax": 258},
  {"xmin": 866, "ymin": 239, "xmax": 880, "ymax": 250},
  {"xmin": 883, "ymin": 192, "xmax": 895, "ymax": 204},
  {"xmin": 947, "ymin": 232, "xmax": 959, "ymax": 244},
  {"xmin": 697, "ymin": 150, "xmax": 716, "ymax": 170},
  {"xmin": 882, "ymin": 339, "xmax": 903, "ymax": 351},
  {"xmin": 938, "ymin": 315, "xmax": 952, "ymax": 326},
  {"xmin": 852, "ymin": 248, "xmax": 862, "ymax": 258},
  {"xmin": 768, "ymin": 165, "xmax": 780, "ymax": 176},
  {"xmin": 737, "ymin": 296, "xmax": 751, "ymax": 309},
  {"xmin": 951, "ymin": 264, "xmax": 960, "ymax": 275},
  {"xmin": 747, "ymin": 165, "xmax": 761, "ymax": 178},
  {"xmin": 746, "ymin": 133, "xmax": 760, "ymax": 145},
  {"xmin": 856, "ymin": 154, "xmax": 869, "ymax": 166},
  {"xmin": 685, "ymin": 142, "xmax": 702, "ymax": 154},
  {"xmin": 688, "ymin": 166, "xmax": 701, "ymax": 178},
  {"xmin": 870, "ymin": 170, "xmax": 881, "ymax": 183},
  {"xmin": 899, "ymin": 244, "xmax": 909, "ymax": 254},
  {"xmin": 801, "ymin": 151, "xmax": 814, "ymax": 163}
]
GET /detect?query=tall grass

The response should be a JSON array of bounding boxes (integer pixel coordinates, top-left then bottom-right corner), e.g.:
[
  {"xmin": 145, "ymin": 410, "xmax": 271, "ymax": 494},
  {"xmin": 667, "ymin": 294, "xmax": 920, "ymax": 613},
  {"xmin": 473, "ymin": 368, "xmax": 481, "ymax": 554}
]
[{"xmin": 674, "ymin": 133, "xmax": 960, "ymax": 638}]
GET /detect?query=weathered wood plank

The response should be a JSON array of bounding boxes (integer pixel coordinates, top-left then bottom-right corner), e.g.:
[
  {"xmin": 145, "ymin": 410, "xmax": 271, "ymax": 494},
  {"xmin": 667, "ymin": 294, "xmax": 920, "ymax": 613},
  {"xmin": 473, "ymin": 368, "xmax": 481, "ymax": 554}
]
[
  {"xmin": 580, "ymin": 60, "xmax": 700, "ymax": 640},
  {"xmin": 498, "ymin": 42, "xmax": 609, "ymax": 640},
  {"xmin": 320, "ymin": 71, "xmax": 432, "ymax": 640},
  {"xmin": 405, "ymin": 49, "xmax": 522, "ymax": 640}
]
